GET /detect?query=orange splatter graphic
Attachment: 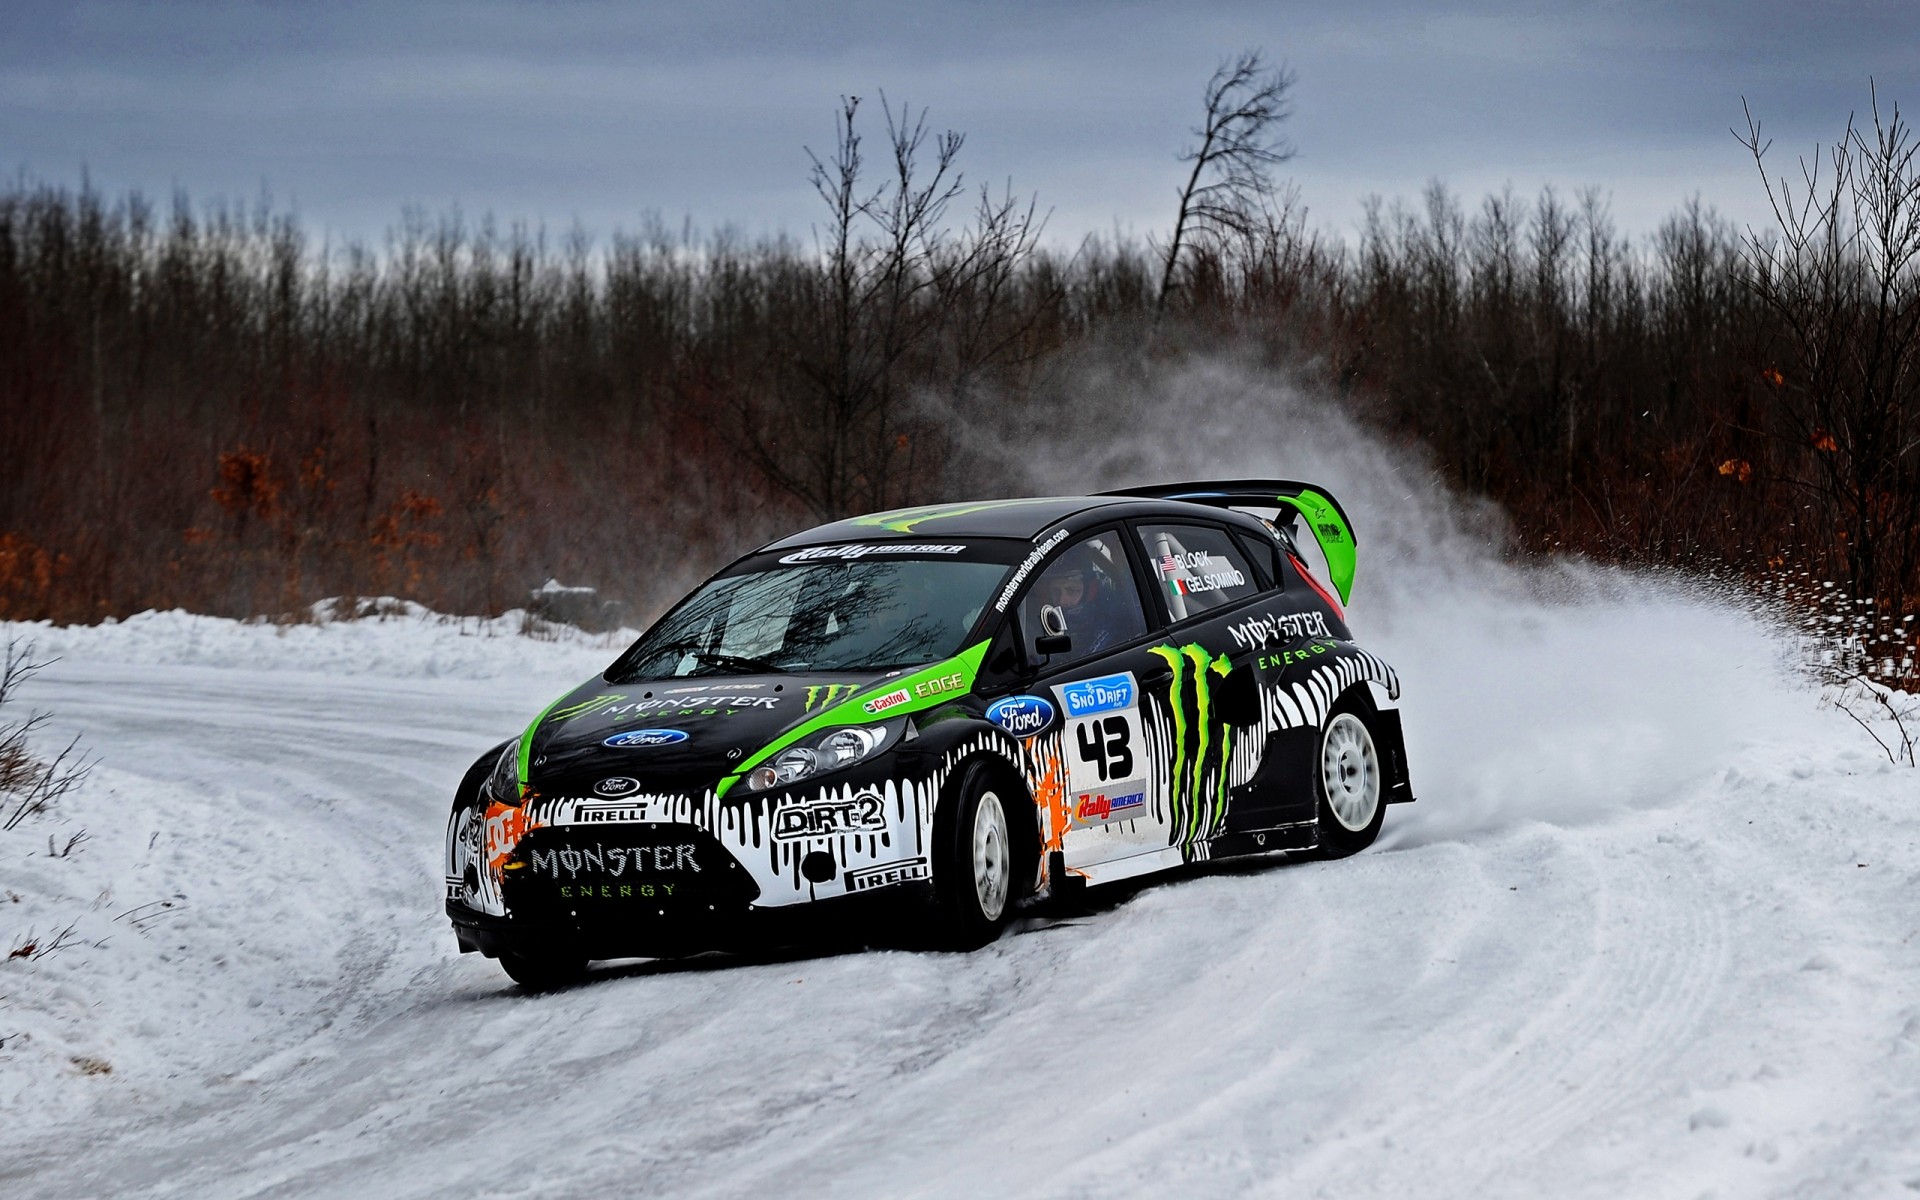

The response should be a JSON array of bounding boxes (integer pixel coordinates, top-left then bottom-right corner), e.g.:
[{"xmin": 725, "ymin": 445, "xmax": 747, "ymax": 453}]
[
  {"xmin": 1033, "ymin": 749, "xmax": 1068, "ymax": 856},
  {"xmin": 483, "ymin": 802, "xmax": 543, "ymax": 875}
]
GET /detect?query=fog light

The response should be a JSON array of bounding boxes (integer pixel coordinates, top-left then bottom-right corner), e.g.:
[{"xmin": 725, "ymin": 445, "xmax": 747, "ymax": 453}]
[{"xmin": 801, "ymin": 852, "xmax": 836, "ymax": 883}]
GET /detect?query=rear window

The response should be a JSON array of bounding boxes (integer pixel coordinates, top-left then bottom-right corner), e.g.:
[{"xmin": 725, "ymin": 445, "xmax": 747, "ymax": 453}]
[{"xmin": 1135, "ymin": 523, "xmax": 1261, "ymax": 621}]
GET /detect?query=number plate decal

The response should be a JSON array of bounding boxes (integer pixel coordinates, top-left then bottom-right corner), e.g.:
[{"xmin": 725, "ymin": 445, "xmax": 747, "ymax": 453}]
[{"xmin": 1054, "ymin": 672, "xmax": 1150, "ymax": 828}]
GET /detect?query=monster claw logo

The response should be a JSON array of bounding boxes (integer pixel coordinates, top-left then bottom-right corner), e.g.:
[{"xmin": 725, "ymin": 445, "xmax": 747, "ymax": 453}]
[
  {"xmin": 1150, "ymin": 643, "xmax": 1235, "ymax": 846},
  {"xmin": 552, "ymin": 695, "xmax": 626, "ymax": 723},
  {"xmin": 804, "ymin": 684, "xmax": 858, "ymax": 712}
]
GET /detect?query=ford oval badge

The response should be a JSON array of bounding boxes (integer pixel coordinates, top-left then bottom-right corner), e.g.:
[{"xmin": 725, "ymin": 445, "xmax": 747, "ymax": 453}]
[
  {"xmin": 593, "ymin": 776, "xmax": 641, "ymax": 797},
  {"xmin": 603, "ymin": 728, "xmax": 689, "ymax": 749},
  {"xmin": 985, "ymin": 695, "xmax": 1056, "ymax": 737}
]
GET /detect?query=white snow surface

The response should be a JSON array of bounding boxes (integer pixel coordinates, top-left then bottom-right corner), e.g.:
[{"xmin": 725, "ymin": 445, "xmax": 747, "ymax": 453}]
[
  {"xmin": 5, "ymin": 374, "xmax": 1920, "ymax": 1196},
  {"xmin": 3, "ymin": 576, "xmax": 1917, "ymax": 1198}
]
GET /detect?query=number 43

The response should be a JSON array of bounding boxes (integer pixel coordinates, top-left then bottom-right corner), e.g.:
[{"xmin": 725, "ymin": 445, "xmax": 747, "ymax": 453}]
[{"xmin": 1076, "ymin": 716, "xmax": 1133, "ymax": 782}]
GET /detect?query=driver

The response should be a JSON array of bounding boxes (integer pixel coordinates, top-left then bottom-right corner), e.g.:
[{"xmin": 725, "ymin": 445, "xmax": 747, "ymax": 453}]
[{"xmin": 1033, "ymin": 543, "xmax": 1134, "ymax": 656}]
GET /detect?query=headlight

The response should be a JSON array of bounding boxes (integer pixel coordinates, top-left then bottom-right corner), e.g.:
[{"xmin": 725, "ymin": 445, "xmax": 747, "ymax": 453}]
[
  {"xmin": 485, "ymin": 744, "xmax": 523, "ymax": 806},
  {"xmin": 745, "ymin": 721, "xmax": 901, "ymax": 792}
]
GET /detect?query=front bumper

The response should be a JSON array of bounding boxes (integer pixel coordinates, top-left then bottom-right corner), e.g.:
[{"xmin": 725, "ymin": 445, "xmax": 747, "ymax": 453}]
[{"xmin": 447, "ymin": 879, "xmax": 938, "ymax": 961}]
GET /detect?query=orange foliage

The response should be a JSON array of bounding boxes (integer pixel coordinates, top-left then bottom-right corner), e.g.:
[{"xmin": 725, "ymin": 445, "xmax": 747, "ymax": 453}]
[
  {"xmin": 1717, "ymin": 458, "xmax": 1753, "ymax": 483},
  {"xmin": 0, "ymin": 533, "xmax": 72, "ymax": 619},
  {"xmin": 370, "ymin": 490, "xmax": 445, "ymax": 594},
  {"xmin": 370, "ymin": 490, "xmax": 443, "ymax": 551},
  {"xmin": 212, "ymin": 450, "xmax": 281, "ymax": 520},
  {"xmin": 298, "ymin": 445, "xmax": 335, "ymax": 497},
  {"xmin": 1812, "ymin": 428, "xmax": 1839, "ymax": 452}
]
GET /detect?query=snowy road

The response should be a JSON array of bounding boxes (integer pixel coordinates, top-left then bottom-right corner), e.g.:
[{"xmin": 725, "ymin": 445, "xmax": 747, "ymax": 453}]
[{"xmin": 4, "ymin": 591, "xmax": 1919, "ymax": 1198}]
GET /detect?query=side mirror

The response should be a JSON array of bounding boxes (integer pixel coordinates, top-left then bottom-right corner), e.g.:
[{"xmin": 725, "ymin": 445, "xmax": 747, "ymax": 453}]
[{"xmin": 1034, "ymin": 633, "xmax": 1072, "ymax": 656}]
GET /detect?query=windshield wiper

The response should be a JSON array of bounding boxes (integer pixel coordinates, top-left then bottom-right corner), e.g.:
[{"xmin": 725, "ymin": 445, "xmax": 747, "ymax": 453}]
[{"xmin": 694, "ymin": 650, "xmax": 788, "ymax": 675}]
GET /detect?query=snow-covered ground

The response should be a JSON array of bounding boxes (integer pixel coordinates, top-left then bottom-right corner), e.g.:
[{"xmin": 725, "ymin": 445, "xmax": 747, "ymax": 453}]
[
  {"xmin": 4, "ymin": 373, "xmax": 1918, "ymax": 1197},
  {"xmin": 2, "ymin": 570, "xmax": 1916, "ymax": 1199}
]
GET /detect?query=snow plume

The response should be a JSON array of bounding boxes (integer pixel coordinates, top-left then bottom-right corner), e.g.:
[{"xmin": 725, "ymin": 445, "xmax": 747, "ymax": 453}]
[{"xmin": 967, "ymin": 342, "xmax": 1822, "ymax": 846}]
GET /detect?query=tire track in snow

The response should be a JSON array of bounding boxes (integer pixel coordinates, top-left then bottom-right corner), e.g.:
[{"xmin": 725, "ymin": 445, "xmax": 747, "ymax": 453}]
[{"xmin": 1268, "ymin": 823, "xmax": 1732, "ymax": 1198}]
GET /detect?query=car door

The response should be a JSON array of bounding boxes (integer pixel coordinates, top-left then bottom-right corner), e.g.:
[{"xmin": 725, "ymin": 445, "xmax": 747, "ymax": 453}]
[
  {"xmin": 1015, "ymin": 528, "xmax": 1175, "ymax": 871},
  {"xmin": 1126, "ymin": 519, "xmax": 1296, "ymax": 837}
]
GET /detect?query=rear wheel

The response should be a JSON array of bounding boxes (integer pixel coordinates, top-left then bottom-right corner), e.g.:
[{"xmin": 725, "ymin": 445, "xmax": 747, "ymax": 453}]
[
  {"xmin": 933, "ymin": 764, "xmax": 1018, "ymax": 948},
  {"xmin": 1314, "ymin": 703, "xmax": 1385, "ymax": 857}
]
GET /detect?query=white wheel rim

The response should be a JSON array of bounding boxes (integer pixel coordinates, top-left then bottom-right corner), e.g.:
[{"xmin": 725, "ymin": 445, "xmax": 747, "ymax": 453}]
[
  {"xmin": 1321, "ymin": 714, "xmax": 1381, "ymax": 832},
  {"xmin": 971, "ymin": 790, "xmax": 1011, "ymax": 921}
]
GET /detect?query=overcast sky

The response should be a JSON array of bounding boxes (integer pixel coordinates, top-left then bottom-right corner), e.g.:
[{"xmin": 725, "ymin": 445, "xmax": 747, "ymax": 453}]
[{"xmin": 6, "ymin": 1, "xmax": 1917, "ymax": 251}]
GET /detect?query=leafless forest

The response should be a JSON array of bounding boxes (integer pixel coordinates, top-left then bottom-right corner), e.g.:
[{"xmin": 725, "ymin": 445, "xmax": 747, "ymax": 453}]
[{"xmin": 2, "ymin": 73, "xmax": 1915, "ymax": 679}]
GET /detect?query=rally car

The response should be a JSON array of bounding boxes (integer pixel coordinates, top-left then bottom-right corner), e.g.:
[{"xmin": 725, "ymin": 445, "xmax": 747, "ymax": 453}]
[{"xmin": 445, "ymin": 480, "xmax": 1413, "ymax": 986}]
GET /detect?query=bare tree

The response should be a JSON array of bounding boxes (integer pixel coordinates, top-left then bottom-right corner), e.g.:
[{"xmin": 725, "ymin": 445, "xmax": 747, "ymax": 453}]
[
  {"xmin": 1737, "ymin": 83, "xmax": 1920, "ymax": 610},
  {"xmin": 732, "ymin": 95, "xmax": 1047, "ymax": 522},
  {"xmin": 1157, "ymin": 50, "xmax": 1297, "ymax": 316}
]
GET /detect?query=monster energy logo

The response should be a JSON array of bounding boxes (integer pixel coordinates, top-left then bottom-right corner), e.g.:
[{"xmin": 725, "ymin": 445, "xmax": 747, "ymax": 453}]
[
  {"xmin": 804, "ymin": 684, "xmax": 858, "ymax": 711},
  {"xmin": 551, "ymin": 695, "xmax": 627, "ymax": 723},
  {"xmin": 1149, "ymin": 643, "xmax": 1234, "ymax": 845}
]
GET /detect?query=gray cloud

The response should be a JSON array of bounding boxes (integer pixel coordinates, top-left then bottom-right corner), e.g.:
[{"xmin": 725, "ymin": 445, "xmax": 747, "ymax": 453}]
[{"xmin": 5, "ymin": 0, "xmax": 1915, "ymax": 247}]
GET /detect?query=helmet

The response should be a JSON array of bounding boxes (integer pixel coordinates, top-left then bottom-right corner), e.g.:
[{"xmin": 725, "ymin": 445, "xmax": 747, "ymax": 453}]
[{"xmin": 1037, "ymin": 543, "xmax": 1106, "ymax": 611}]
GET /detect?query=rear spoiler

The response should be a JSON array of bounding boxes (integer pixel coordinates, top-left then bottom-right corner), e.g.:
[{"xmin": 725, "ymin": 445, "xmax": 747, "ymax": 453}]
[{"xmin": 1096, "ymin": 479, "xmax": 1358, "ymax": 604}]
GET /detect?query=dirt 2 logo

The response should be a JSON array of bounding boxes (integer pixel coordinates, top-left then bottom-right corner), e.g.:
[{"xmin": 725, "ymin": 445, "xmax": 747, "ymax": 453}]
[{"xmin": 773, "ymin": 792, "xmax": 889, "ymax": 840}]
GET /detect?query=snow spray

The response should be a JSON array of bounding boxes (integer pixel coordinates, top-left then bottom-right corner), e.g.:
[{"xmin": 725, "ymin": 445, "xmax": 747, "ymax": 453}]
[{"xmin": 973, "ymin": 345, "xmax": 1817, "ymax": 847}]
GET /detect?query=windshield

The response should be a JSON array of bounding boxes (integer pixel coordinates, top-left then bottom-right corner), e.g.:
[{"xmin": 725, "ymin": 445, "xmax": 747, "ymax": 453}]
[{"xmin": 609, "ymin": 557, "xmax": 1010, "ymax": 681}]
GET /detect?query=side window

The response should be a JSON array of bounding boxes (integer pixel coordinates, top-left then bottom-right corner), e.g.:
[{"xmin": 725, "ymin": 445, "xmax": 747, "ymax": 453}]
[
  {"xmin": 1136, "ymin": 523, "xmax": 1261, "ymax": 621},
  {"xmin": 1233, "ymin": 528, "xmax": 1284, "ymax": 591},
  {"xmin": 1023, "ymin": 531, "xmax": 1149, "ymax": 664}
]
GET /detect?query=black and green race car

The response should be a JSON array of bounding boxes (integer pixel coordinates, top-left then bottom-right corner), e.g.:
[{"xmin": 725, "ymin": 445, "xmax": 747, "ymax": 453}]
[{"xmin": 445, "ymin": 480, "xmax": 1414, "ymax": 986}]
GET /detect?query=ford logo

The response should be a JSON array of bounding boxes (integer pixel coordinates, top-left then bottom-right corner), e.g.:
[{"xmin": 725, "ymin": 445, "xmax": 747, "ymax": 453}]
[
  {"xmin": 593, "ymin": 776, "xmax": 641, "ymax": 797},
  {"xmin": 985, "ymin": 695, "xmax": 1056, "ymax": 737},
  {"xmin": 603, "ymin": 729, "xmax": 689, "ymax": 749}
]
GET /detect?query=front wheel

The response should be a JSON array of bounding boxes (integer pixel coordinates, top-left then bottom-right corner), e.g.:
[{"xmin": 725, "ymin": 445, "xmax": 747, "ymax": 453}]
[
  {"xmin": 1314, "ymin": 704, "xmax": 1385, "ymax": 857},
  {"xmin": 498, "ymin": 947, "xmax": 588, "ymax": 991},
  {"xmin": 932, "ymin": 765, "xmax": 1018, "ymax": 948}
]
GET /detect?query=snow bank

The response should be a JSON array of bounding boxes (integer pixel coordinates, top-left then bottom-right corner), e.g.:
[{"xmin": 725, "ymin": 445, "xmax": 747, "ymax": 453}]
[{"xmin": 2, "ymin": 600, "xmax": 632, "ymax": 681}]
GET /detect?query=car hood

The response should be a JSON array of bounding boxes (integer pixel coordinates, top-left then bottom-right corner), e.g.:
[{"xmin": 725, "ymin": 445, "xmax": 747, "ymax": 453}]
[{"xmin": 522, "ymin": 672, "xmax": 895, "ymax": 792}]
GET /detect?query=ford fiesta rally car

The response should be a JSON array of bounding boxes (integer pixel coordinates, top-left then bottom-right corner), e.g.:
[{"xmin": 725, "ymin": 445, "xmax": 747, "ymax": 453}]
[{"xmin": 446, "ymin": 481, "xmax": 1413, "ymax": 986}]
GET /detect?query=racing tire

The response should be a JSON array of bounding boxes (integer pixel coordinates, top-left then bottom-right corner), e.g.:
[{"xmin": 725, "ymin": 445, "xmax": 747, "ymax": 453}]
[
  {"xmin": 932, "ymin": 763, "xmax": 1019, "ymax": 949},
  {"xmin": 1313, "ymin": 699, "xmax": 1386, "ymax": 858},
  {"xmin": 497, "ymin": 948, "xmax": 588, "ymax": 991}
]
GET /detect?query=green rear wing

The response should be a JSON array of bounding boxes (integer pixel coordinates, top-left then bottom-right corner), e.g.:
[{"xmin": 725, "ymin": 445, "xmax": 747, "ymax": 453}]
[{"xmin": 1097, "ymin": 479, "xmax": 1358, "ymax": 604}]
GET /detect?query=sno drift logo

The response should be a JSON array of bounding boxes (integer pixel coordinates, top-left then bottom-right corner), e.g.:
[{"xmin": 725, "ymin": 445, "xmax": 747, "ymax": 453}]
[
  {"xmin": 603, "ymin": 728, "xmax": 688, "ymax": 748},
  {"xmin": 1057, "ymin": 673, "xmax": 1135, "ymax": 717}
]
